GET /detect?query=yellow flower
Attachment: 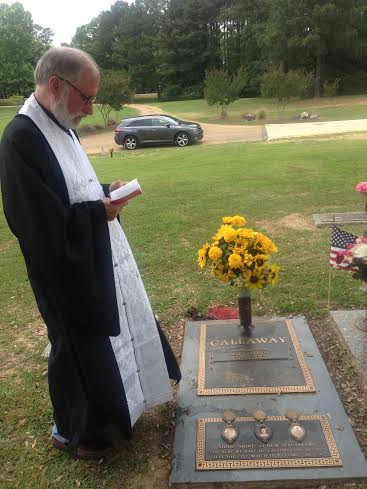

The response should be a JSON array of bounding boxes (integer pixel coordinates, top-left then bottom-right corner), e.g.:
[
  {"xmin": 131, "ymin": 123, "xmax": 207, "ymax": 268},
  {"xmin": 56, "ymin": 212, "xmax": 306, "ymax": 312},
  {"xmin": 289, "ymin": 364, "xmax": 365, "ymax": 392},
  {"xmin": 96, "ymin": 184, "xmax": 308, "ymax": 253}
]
[
  {"xmin": 198, "ymin": 215, "xmax": 279, "ymax": 290},
  {"xmin": 212, "ymin": 267, "xmax": 229, "ymax": 283},
  {"xmin": 242, "ymin": 253, "xmax": 254, "ymax": 266},
  {"xmin": 222, "ymin": 225, "xmax": 237, "ymax": 243},
  {"xmin": 197, "ymin": 242, "xmax": 210, "ymax": 268},
  {"xmin": 237, "ymin": 228, "xmax": 257, "ymax": 239},
  {"xmin": 228, "ymin": 253, "xmax": 243, "ymax": 269},
  {"xmin": 253, "ymin": 254, "xmax": 269, "ymax": 267},
  {"xmin": 248, "ymin": 270, "xmax": 266, "ymax": 289},
  {"xmin": 213, "ymin": 225, "xmax": 227, "ymax": 241},
  {"xmin": 268, "ymin": 264, "xmax": 280, "ymax": 285},
  {"xmin": 255, "ymin": 233, "xmax": 278, "ymax": 254},
  {"xmin": 208, "ymin": 245, "xmax": 222, "ymax": 261},
  {"xmin": 222, "ymin": 215, "xmax": 246, "ymax": 227}
]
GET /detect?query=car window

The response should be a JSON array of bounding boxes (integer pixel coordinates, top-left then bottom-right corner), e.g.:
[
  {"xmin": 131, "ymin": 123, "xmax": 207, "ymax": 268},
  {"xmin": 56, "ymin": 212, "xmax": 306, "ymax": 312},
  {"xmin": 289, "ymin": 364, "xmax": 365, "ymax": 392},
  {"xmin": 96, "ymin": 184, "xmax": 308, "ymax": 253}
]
[
  {"xmin": 165, "ymin": 116, "xmax": 181, "ymax": 124},
  {"xmin": 152, "ymin": 118, "xmax": 170, "ymax": 127},
  {"xmin": 127, "ymin": 119, "xmax": 152, "ymax": 127}
]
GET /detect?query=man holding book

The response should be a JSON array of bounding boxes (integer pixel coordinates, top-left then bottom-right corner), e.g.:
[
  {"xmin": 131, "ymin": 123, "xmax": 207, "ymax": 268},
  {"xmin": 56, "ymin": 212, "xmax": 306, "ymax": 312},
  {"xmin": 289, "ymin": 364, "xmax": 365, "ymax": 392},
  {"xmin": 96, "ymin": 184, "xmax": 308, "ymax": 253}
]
[{"xmin": 0, "ymin": 47, "xmax": 180, "ymax": 459}]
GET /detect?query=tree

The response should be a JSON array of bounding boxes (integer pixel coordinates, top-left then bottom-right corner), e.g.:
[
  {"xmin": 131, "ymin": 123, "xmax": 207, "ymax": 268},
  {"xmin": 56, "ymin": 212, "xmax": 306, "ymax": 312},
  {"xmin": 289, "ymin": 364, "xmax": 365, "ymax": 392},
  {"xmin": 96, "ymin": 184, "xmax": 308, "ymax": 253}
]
[
  {"xmin": 261, "ymin": 0, "xmax": 365, "ymax": 97},
  {"xmin": 261, "ymin": 68, "xmax": 312, "ymax": 115},
  {"xmin": 96, "ymin": 70, "xmax": 133, "ymax": 126},
  {"xmin": 0, "ymin": 2, "xmax": 52, "ymax": 97},
  {"xmin": 204, "ymin": 67, "xmax": 247, "ymax": 118},
  {"xmin": 112, "ymin": 0, "xmax": 163, "ymax": 93},
  {"xmin": 157, "ymin": 0, "xmax": 226, "ymax": 100},
  {"xmin": 72, "ymin": 2, "xmax": 129, "ymax": 69}
]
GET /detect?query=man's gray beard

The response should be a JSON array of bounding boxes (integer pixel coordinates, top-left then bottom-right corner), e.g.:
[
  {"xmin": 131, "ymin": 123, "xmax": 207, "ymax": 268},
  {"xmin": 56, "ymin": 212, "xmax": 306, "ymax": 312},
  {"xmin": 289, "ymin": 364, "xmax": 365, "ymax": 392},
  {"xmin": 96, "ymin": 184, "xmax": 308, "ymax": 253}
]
[{"xmin": 51, "ymin": 88, "xmax": 84, "ymax": 129}]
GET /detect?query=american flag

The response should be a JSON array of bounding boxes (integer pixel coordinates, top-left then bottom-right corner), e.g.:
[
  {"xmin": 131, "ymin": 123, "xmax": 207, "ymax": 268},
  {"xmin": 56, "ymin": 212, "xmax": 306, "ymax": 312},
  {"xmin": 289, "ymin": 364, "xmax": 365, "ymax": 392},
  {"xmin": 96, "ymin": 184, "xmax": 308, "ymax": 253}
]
[{"xmin": 330, "ymin": 224, "xmax": 357, "ymax": 270}]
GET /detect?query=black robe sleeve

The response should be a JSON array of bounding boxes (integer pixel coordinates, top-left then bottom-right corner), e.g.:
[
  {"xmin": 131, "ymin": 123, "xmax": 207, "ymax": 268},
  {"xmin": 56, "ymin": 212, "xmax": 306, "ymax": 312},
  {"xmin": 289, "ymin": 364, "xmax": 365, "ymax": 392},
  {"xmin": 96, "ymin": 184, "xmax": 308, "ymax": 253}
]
[{"xmin": 0, "ymin": 115, "xmax": 120, "ymax": 337}]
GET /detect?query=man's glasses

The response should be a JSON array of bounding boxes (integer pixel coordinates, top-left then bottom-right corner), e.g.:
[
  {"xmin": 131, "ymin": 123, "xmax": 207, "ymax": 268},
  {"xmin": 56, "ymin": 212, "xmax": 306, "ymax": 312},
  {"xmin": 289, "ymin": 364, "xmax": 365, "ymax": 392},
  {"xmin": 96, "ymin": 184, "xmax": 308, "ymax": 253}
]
[{"xmin": 57, "ymin": 76, "xmax": 96, "ymax": 104}]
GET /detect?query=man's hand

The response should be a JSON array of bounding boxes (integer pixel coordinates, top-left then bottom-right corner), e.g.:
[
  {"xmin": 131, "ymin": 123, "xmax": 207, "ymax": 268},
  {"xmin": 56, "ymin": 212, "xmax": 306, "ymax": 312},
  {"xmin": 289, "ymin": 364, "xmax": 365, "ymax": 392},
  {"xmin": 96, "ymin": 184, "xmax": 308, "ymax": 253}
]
[
  {"xmin": 102, "ymin": 198, "xmax": 128, "ymax": 221},
  {"xmin": 109, "ymin": 180, "xmax": 127, "ymax": 194}
]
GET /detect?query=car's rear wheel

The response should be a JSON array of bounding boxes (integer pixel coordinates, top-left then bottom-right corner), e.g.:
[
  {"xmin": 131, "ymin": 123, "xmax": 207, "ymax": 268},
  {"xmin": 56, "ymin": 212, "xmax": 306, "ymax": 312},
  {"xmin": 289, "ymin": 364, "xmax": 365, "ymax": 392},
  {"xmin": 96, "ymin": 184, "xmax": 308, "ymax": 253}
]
[
  {"xmin": 124, "ymin": 135, "xmax": 138, "ymax": 150},
  {"xmin": 175, "ymin": 132, "xmax": 190, "ymax": 147}
]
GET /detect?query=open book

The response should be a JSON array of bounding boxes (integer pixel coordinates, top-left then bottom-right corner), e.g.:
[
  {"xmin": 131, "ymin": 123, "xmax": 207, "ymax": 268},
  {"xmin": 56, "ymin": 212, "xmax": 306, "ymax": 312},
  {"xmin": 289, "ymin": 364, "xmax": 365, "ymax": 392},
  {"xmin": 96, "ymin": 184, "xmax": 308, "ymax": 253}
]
[{"xmin": 109, "ymin": 179, "xmax": 142, "ymax": 204}]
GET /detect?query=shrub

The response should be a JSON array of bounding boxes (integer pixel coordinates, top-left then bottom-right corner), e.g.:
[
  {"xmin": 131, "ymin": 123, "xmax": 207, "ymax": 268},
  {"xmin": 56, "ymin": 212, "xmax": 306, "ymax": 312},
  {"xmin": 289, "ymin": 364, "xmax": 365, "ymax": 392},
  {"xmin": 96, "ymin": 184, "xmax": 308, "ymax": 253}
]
[
  {"xmin": 323, "ymin": 78, "xmax": 340, "ymax": 97},
  {"xmin": 261, "ymin": 68, "xmax": 313, "ymax": 115},
  {"xmin": 160, "ymin": 83, "xmax": 203, "ymax": 101},
  {"xmin": 160, "ymin": 83, "xmax": 183, "ymax": 101},
  {"xmin": 0, "ymin": 94, "xmax": 24, "ymax": 106},
  {"xmin": 204, "ymin": 67, "xmax": 247, "ymax": 118},
  {"xmin": 181, "ymin": 83, "xmax": 204, "ymax": 100},
  {"xmin": 256, "ymin": 109, "xmax": 267, "ymax": 120},
  {"xmin": 107, "ymin": 118, "xmax": 117, "ymax": 126}
]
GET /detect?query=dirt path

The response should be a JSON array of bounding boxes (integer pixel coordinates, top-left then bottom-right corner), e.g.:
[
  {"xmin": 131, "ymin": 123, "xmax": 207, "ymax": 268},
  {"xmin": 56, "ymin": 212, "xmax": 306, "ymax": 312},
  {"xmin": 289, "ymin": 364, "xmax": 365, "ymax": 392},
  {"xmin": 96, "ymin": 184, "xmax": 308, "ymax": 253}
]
[
  {"xmin": 79, "ymin": 103, "xmax": 265, "ymax": 154},
  {"xmin": 79, "ymin": 103, "xmax": 367, "ymax": 154}
]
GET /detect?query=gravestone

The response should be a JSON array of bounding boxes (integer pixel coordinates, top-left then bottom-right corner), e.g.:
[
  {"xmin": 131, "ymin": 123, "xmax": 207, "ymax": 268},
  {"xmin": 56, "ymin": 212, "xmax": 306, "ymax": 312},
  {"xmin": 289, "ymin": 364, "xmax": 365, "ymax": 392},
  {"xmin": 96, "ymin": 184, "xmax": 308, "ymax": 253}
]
[
  {"xmin": 170, "ymin": 317, "xmax": 367, "ymax": 486},
  {"xmin": 313, "ymin": 212, "xmax": 367, "ymax": 228},
  {"xmin": 330, "ymin": 309, "xmax": 367, "ymax": 388}
]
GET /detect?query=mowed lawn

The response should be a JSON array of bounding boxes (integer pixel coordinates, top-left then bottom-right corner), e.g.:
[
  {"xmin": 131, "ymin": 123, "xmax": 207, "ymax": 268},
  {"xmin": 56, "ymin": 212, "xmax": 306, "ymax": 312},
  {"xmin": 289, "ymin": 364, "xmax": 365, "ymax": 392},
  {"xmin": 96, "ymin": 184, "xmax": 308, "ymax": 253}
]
[
  {"xmin": 1, "ymin": 139, "xmax": 367, "ymax": 488},
  {"xmin": 148, "ymin": 94, "xmax": 367, "ymax": 126},
  {"xmin": 0, "ymin": 105, "xmax": 137, "ymax": 139}
]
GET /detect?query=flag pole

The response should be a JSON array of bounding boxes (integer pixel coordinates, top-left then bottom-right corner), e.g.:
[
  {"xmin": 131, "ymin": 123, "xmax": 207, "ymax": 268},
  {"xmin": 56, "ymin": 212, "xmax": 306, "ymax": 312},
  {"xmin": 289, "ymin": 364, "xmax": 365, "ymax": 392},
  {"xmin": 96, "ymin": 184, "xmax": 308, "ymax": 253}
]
[{"xmin": 327, "ymin": 214, "xmax": 336, "ymax": 310}]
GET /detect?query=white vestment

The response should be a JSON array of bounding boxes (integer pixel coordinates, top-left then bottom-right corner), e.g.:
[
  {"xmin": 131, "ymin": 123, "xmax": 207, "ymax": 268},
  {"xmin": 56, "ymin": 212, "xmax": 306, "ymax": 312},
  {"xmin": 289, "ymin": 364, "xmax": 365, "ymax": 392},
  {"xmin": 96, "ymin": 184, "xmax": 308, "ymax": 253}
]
[{"xmin": 20, "ymin": 94, "xmax": 172, "ymax": 426}]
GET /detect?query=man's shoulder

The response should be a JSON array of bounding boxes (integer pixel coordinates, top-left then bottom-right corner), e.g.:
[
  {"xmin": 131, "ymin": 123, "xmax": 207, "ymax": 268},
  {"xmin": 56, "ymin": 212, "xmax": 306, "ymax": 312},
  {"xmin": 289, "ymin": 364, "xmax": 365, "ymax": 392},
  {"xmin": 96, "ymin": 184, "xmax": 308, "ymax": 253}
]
[{"xmin": 3, "ymin": 114, "xmax": 41, "ymax": 141}]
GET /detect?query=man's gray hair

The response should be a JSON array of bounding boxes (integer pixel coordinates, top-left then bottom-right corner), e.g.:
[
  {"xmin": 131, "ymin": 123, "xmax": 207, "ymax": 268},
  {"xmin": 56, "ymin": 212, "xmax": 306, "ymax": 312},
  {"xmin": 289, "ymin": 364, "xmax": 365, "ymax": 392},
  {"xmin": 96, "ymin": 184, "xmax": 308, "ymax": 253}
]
[{"xmin": 34, "ymin": 47, "xmax": 99, "ymax": 86}]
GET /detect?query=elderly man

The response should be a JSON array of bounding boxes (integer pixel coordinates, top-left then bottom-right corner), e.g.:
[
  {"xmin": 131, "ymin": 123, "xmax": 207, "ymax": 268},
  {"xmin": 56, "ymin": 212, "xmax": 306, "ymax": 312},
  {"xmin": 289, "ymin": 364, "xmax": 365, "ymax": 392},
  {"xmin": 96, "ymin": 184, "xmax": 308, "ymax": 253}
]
[{"xmin": 0, "ymin": 47, "xmax": 180, "ymax": 459}]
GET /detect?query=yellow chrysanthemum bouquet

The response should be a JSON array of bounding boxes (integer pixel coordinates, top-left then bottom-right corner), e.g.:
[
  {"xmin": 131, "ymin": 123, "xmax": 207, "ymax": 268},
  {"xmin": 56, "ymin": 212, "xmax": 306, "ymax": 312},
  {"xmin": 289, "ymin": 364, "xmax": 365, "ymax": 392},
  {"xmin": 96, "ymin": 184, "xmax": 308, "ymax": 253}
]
[{"xmin": 198, "ymin": 215, "xmax": 280, "ymax": 328}]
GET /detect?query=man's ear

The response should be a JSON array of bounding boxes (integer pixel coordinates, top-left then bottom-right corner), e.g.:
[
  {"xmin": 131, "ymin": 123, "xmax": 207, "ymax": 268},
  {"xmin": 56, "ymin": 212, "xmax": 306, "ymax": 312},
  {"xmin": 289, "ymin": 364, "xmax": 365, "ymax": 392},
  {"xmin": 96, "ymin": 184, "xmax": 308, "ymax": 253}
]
[{"xmin": 49, "ymin": 75, "xmax": 61, "ymax": 98}]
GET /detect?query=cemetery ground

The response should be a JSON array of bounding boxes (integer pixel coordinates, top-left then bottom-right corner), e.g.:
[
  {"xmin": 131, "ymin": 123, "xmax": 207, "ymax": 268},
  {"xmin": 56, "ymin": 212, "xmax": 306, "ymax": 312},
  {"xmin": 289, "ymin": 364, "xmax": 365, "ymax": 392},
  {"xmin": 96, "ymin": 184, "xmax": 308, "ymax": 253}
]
[
  {"xmin": 2, "ymin": 138, "xmax": 367, "ymax": 488},
  {"xmin": 142, "ymin": 94, "xmax": 367, "ymax": 126},
  {"xmin": 2, "ymin": 94, "xmax": 367, "ymax": 142}
]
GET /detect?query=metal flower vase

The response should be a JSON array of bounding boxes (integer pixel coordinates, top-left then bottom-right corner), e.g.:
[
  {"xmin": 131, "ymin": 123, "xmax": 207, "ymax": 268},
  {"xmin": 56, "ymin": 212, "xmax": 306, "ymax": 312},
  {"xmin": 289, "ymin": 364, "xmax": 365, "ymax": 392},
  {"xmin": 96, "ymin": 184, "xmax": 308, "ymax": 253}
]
[{"xmin": 238, "ymin": 287, "xmax": 253, "ymax": 332}]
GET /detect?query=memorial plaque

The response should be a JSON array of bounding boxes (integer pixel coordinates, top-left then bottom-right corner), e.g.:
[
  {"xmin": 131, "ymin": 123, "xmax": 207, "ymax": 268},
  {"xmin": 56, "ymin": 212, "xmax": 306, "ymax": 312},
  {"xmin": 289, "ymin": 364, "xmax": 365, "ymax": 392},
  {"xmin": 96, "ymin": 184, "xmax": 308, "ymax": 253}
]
[
  {"xmin": 196, "ymin": 415, "xmax": 342, "ymax": 470},
  {"xmin": 198, "ymin": 319, "xmax": 315, "ymax": 395},
  {"xmin": 313, "ymin": 212, "xmax": 367, "ymax": 228}
]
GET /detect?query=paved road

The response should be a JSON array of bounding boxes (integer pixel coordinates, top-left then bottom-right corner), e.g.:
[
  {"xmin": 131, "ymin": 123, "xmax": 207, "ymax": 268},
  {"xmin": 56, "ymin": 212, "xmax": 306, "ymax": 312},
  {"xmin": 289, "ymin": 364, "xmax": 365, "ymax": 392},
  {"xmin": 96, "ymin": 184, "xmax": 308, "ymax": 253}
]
[{"xmin": 265, "ymin": 118, "xmax": 367, "ymax": 140}]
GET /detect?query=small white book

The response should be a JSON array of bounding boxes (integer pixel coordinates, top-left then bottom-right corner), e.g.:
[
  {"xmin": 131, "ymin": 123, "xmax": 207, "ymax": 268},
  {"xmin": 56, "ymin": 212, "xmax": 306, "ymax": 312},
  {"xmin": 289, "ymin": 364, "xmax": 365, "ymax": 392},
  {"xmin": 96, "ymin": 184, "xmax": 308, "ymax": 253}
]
[{"xmin": 109, "ymin": 179, "xmax": 142, "ymax": 204}]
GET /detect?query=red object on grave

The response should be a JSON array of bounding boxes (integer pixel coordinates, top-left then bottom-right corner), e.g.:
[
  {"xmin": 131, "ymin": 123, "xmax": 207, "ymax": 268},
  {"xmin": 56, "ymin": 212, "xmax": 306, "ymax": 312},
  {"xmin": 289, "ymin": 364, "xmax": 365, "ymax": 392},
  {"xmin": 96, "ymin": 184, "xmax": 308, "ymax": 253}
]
[{"xmin": 207, "ymin": 305, "xmax": 239, "ymax": 320}]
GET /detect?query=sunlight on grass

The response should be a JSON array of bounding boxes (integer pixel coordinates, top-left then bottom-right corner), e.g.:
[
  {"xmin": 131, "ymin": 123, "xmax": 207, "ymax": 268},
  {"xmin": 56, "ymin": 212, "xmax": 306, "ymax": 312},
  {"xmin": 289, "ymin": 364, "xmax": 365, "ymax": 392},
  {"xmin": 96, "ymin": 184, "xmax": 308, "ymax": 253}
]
[{"xmin": 2, "ymin": 139, "xmax": 367, "ymax": 487}]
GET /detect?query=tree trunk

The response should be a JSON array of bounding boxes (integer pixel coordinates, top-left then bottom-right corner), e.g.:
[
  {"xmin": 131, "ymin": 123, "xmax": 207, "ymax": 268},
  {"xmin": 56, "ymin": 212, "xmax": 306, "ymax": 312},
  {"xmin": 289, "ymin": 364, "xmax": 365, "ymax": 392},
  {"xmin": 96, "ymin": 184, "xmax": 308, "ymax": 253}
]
[{"xmin": 314, "ymin": 55, "xmax": 321, "ymax": 98}]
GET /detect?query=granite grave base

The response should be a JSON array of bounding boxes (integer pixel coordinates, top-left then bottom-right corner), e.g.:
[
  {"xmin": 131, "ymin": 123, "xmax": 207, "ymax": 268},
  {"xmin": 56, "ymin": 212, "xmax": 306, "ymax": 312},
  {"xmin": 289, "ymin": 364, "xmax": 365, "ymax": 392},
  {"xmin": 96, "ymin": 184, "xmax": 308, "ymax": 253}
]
[
  {"xmin": 170, "ymin": 317, "xmax": 367, "ymax": 486},
  {"xmin": 330, "ymin": 310, "xmax": 367, "ymax": 388}
]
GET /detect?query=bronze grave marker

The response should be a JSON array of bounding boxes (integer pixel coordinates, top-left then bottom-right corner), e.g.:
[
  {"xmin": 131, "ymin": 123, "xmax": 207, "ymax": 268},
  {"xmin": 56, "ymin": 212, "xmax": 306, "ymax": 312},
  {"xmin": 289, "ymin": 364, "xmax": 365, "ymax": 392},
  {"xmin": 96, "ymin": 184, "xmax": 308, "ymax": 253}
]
[
  {"xmin": 196, "ymin": 415, "xmax": 342, "ymax": 470},
  {"xmin": 197, "ymin": 319, "xmax": 315, "ymax": 395}
]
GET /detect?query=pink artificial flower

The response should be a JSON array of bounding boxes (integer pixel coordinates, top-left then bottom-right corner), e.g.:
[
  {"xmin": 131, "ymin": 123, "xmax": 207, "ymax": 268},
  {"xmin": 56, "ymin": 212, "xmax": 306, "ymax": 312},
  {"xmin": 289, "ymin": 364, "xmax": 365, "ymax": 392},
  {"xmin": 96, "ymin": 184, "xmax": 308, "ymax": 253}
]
[{"xmin": 355, "ymin": 182, "xmax": 367, "ymax": 193}]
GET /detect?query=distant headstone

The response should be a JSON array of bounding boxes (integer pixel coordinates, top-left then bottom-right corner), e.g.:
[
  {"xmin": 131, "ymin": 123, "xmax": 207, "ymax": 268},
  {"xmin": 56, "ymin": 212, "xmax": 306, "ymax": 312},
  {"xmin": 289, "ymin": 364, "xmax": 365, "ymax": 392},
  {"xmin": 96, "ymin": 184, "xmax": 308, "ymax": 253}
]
[
  {"xmin": 313, "ymin": 212, "xmax": 367, "ymax": 227},
  {"xmin": 242, "ymin": 112, "xmax": 256, "ymax": 121}
]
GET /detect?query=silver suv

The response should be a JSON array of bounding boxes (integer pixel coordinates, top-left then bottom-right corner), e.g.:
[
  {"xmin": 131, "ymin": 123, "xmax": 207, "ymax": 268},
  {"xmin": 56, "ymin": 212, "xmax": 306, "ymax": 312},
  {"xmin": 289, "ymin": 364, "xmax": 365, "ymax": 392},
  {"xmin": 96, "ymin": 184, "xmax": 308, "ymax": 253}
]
[{"xmin": 114, "ymin": 114, "xmax": 203, "ymax": 150}]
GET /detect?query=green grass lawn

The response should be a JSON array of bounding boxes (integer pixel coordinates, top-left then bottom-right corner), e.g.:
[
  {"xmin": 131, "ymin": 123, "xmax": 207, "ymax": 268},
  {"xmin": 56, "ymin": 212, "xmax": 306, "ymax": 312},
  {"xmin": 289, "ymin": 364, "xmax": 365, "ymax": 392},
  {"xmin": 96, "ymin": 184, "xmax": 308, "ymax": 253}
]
[
  {"xmin": 2, "ymin": 139, "xmax": 367, "ymax": 487},
  {"xmin": 0, "ymin": 106, "xmax": 18, "ymax": 136},
  {"xmin": 151, "ymin": 94, "xmax": 367, "ymax": 125}
]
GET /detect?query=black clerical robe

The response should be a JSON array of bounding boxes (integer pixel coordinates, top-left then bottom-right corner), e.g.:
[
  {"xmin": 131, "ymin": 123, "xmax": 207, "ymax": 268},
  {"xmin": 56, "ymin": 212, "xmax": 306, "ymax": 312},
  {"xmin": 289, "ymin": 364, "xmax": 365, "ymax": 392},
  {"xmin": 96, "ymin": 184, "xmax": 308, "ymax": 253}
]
[{"xmin": 0, "ymin": 114, "xmax": 180, "ymax": 448}]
